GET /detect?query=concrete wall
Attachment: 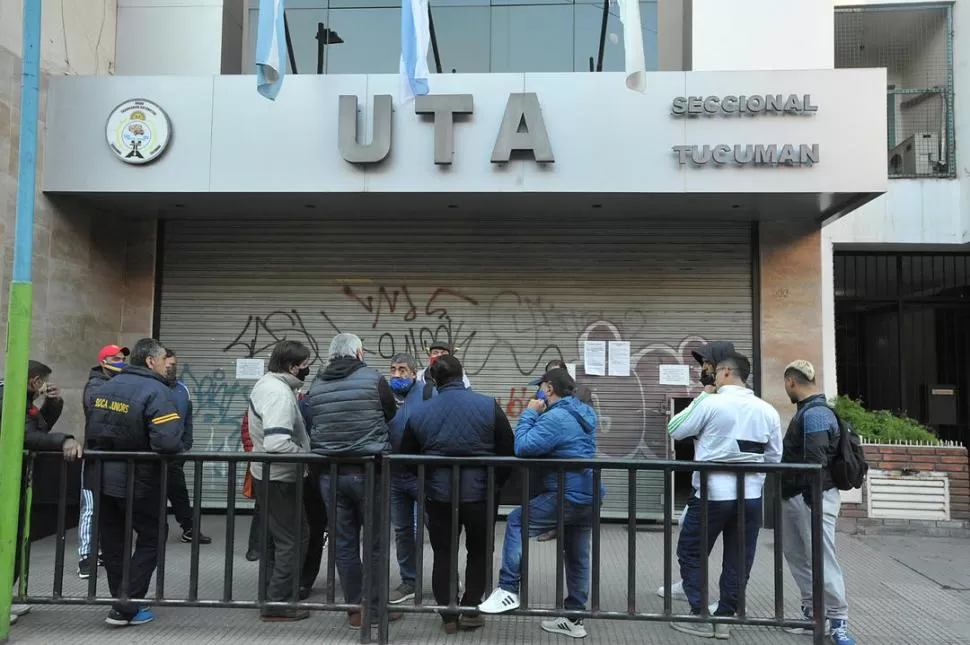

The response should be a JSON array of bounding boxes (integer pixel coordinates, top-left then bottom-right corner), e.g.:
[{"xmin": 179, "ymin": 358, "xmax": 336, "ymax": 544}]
[
  {"xmin": 116, "ymin": 0, "xmax": 230, "ymax": 75},
  {"xmin": 692, "ymin": 0, "xmax": 835, "ymax": 71},
  {"xmin": 0, "ymin": 0, "xmax": 116, "ymax": 75},
  {"xmin": 0, "ymin": 6, "xmax": 154, "ymax": 439}
]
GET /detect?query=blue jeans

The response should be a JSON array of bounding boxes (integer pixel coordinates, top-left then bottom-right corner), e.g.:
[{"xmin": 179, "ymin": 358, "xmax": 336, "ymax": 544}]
[
  {"xmin": 319, "ymin": 473, "xmax": 382, "ymax": 609},
  {"xmin": 390, "ymin": 475, "xmax": 419, "ymax": 587},
  {"xmin": 677, "ymin": 496, "xmax": 762, "ymax": 615},
  {"xmin": 498, "ymin": 492, "xmax": 593, "ymax": 610}
]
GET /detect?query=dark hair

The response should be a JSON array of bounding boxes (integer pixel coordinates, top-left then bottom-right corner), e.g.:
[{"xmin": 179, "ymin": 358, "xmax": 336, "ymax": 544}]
[
  {"xmin": 545, "ymin": 359, "xmax": 567, "ymax": 371},
  {"xmin": 542, "ymin": 368, "xmax": 576, "ymax": 397},
  {"xmin": 27, "ymin": 360, "xmax": 52, "ymax": 380},
  {"xmin": 784, "ymin": 367, "xmax": 814, "ymax": 385},
  {"xmin": 390, "ymin": 353, "xmax": 418, "ymax": 372},
  {"xmin": 429, "ymin": 355, "xmax": 464, "ymax": 386},
  {"xmin": 164, "ymin": 348, "xmax": 177, "ymax": 359},
  {"xmin": 268, "ymin": 340, "xmax": 311, "ymax": 373},
  {"xmin": 717, "ymin": 353, "xmax": 751, "ymax": 382},
  {"xmin": 130, "ymin": 338, "xmax": 167, "ymax": 367}
]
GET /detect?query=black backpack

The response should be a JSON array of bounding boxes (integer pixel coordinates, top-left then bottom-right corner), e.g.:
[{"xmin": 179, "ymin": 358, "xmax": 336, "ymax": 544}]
[{"xmin": 829, "ymin": 411, "xmax": 869, "ymax": 490}]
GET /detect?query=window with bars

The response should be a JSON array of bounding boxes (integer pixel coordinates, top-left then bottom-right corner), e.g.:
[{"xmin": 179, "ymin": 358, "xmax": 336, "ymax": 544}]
[
  {"xmin": 835, "ymin": 5, "xmax": 955, "ymax": 179},
  {"xmin": 834, "ymin": 253, "xmax": 970, "ymax": 443}
]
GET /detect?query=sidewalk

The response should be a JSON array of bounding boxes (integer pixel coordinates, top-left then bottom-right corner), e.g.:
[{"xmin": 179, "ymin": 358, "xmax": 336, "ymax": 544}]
[{"xmin": 8, "ymin": 519, "xmax": 970, "ymax": 644}]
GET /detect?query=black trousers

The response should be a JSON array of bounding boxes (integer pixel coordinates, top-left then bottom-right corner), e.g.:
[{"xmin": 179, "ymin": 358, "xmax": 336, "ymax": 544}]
[
  {"xmin": 166, "ymin": 461, "xmax": 193, "ymax": 531},
  {"xmin": 301, "ymin": 474, "xmax": 328, "ymax": 589},
  {"xmin": 99, "ymin": 493, "xmax": 164, "ymax": 618},
  {"xmin": 261, "ymin": 480, "xmax": 309, "ymax": 603},
  {"xmin": 249, "ymin": 477, "xmax": 327, "ymax": 590},
  {"xmin": 425, "ymin": 500, "xmax": 491, "ymax": 623}
]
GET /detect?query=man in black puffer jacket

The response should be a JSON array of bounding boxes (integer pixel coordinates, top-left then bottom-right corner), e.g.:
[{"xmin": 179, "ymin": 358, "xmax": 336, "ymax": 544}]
[{"xmin": 85, "ymin": 338, "xmax": 184, "ymax": 628}]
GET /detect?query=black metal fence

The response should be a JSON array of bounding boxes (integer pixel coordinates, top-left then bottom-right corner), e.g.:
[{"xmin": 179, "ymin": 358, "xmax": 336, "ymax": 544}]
[{"xmin": 14, "ymin": 451, "xmax": 827, "ymax": 644}]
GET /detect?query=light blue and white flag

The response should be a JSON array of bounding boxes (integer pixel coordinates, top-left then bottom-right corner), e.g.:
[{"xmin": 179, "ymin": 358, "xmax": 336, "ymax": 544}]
[
  {"xmin": 256, "ymin": 0, "xmax": 287, "ymax": 100},
  {"xmin": 400, "ymin": 0, "xmax": 431, "ymax": 104},
  {"xmin": 613, "ymin": 0, "xmax": 646, "ymax": 92}
]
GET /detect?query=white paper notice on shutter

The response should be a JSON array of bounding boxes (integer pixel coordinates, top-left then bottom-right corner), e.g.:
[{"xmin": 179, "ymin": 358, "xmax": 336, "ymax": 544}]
[
  {"xmin": 565, "ymin": 363, "xmax": 578, "ymax": 380},
  {"xmin": 607, "ymin": 341, "xmax": 630, "ymax": 376},
  {"xmin": 658, "ymin": 364, "xmax": 691, "ymax": 386},
  {"xmin": 583, "ymin": 341, "xmax": 606, "ymax": 376},
  {"xmin": 235, "ymin": 358, "xmax": 265, "ymax": 380}
]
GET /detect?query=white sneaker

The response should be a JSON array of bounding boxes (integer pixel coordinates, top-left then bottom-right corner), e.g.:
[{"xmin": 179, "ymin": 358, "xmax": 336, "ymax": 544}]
[
  {"xmin": 478, "ymin": 588, "xmax": 520, "ymax": 614},
  {"xmin": 541, "ymin": 617, "xmax": 588, "ymax": 639},
  {"xmin": 657, "ymin": 580, "xmax": 688, "ymax": 600},
  {"xmin": 8, "ymin": 614, "xmax": 17, "ymax": 625},
  {"xmin": 656, "ymin": 582, "xmax": 717, "ymax": 613},
  {"xmin": 10, "ymin": 605, "xmax": 30, "ymax": 617}
]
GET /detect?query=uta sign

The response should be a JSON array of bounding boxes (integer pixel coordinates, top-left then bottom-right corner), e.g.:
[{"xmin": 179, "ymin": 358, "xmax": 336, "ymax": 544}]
[{"xmin": 338, "ymin": 92, "xmax": 555, "ymax": 166}]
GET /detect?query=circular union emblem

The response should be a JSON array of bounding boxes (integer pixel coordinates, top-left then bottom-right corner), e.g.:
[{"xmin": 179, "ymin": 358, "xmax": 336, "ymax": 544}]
[{"xmin": 105, "ymin": 99, "xmax": 172, "ymax": 165}]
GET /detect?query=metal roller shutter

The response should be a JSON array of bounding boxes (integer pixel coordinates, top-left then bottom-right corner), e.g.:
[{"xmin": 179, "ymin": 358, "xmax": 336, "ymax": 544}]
[{"xmin": 158, "ymin": 214, "xmax": 753, "ymax": 517}]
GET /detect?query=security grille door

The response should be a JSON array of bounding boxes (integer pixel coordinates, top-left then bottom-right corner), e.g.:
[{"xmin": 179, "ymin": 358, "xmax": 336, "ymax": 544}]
[{"xmin": 159, "ymin": 214, "xmax": 753, "ymax": 517}]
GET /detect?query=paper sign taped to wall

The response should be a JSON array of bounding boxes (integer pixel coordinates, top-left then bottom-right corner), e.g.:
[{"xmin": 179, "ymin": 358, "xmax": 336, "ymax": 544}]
[
  {"xmin": 236, "ymin": 358, "xmax": 265, "ymax": 380},
  {"xmin": 583, "ymin": 341, "xmax": 606, "ymax": 376},
  {"xmin": 565, "ymin": 363, "xmax": 577, "ymax": 380},
  {"xmin": 659, "ymin": 364, "xmax": 690, "ymax": 386},
  {"xmin": 608, "ymin": 341, "xmax": 631, "ymax": 376}
]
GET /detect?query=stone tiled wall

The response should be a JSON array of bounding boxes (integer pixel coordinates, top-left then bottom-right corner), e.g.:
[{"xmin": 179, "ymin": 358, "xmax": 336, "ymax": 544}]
[
  {"xmin": 758, "ymin": 220, "xmax": 824, "ymax": 423},
  {"xmin": 0, "ymin": 43, "xmax": 154, "ymax": 440}
]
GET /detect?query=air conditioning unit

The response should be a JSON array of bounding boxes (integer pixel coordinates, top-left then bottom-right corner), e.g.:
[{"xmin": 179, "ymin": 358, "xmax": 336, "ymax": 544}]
[{"xmin": 888, "ymin": 133, "xmax": 940, "ymax": 175}]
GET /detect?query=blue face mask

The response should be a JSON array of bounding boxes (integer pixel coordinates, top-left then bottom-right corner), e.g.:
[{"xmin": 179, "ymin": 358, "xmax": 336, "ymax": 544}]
[
  {"xmin": 389, "ymin": 376, "xmax": 414, "ymax": 395},
  {"xmin": 105, "ymin": 361, "xmax": 126, "ymax": 372},
  {"xmin": 536, "ymin": 388, "xmax": 547, "ymax": 401}
]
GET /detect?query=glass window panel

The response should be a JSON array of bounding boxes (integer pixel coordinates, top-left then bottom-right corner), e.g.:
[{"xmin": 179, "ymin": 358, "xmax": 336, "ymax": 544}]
[
  {"xmin": 431, "ymin": 6, "xmax": 492, "ymax": 73},
  {"xmin": 491, "ymin": 4, "xmax": 575, "ymax": 73},
  {"xmin": 325, "ymin": 8, "xmax": 400, "ymax": 73},
  {"xmin": 574, "ymin": 3, "xmax": 624, "ymax": 73},
  {"xmin": 640, "ymin": 1, "xmax": 658, "ymax": 71}
]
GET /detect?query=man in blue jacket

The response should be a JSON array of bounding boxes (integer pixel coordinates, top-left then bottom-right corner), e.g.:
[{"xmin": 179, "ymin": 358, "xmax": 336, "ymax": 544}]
[
  {"xmin": 401, "ymin": 355, "xmax": 514, "ymax": 633},
  {"xmin": 163, "ymin": 349, "xmax": 211, "ymax": 545},
  {"xmin": 479, "ymin": 368, "xmax": 601, "ymax": 639}
]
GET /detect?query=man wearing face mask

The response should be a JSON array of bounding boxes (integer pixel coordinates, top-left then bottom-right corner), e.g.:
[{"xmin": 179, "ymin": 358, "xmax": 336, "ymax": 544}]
[
  {"xmin": 415, "ymin": 341, "xmax": 470, "ymax": 399},
  {"xmin": 77, "ymin": 344, "xmax": 130, "ymax": 579},
  {"xmin": 162, "ymin": 349, "xmax": 211, "ymax": 545},
  {"xmin": 85, "ymin": 338, "xmax": 185, "ymax": 627},
  {"xmin": 386, "ymin": 353, "xmax": 423, "ymax": 604},
  {"xmin": 1, "ymin": 360, "xmax": 82, "ymax": 626},
  {"xmin": 247, "ymin": 340, "xmax": 313, "ymax": 621}
]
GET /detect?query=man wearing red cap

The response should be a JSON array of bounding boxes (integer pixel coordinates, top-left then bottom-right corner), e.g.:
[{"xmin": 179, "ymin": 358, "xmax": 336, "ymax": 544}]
[{"xmin": 76, "ymin": 344, "xmax": 129, "ymax": 579}]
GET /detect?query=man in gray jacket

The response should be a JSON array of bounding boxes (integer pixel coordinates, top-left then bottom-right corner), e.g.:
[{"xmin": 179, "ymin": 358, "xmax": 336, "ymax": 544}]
[
  {"xmin": 248, "ymin": 340, "xmax": 312, "ymax": 622},
  {"xmin": 307, "ymin": 333, "xmax": 399, "ymax": 630}
]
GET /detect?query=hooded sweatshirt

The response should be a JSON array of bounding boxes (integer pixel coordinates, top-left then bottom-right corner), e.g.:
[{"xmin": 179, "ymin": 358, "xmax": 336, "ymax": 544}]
[{"xmin": 514, "ymin": 396, "xmax": 602, "ymax": 505}]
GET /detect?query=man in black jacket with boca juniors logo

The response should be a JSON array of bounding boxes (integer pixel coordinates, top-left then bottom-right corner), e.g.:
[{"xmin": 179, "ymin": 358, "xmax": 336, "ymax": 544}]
[{"xmin": 85, "ymin": 338, "xmax": 184, "ymax": 629}]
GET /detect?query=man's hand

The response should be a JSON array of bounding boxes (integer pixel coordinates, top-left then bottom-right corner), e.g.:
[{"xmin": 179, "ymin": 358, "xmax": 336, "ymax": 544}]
[
  {"xmin": 45, "ymin": 385, "xmax": 61, "ymax": 400},
  {"xmin": 527, "ymin": 399, "xmax": 547, "ymax": 413},
  {"xmin": 61, "ymin": 438, "xmax": 83, "ymax": 462}
]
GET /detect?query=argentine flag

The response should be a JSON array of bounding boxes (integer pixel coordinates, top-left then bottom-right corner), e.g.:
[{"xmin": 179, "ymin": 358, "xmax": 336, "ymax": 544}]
[
  {"xmin": 256, "ymin": 0, "xmax": 287, "ymax": 100},
  {"xmin": 613, "ymin": 0, "xmax": 646, "ymax": 92},
  {"xmin": 400, "ymin": 0, "xmax": 431, "ymax": 104}
]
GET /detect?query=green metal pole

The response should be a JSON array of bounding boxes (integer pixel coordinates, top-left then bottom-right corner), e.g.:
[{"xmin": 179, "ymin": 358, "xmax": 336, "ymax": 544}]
[{"xmin": 0, "ymin": 1, "xmax": 42, "ymax": 641}]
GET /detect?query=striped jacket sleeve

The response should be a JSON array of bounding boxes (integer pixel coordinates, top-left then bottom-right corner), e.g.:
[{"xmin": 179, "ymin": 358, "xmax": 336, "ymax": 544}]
[
  {"xmin": 146, "ymin": 389, "xmax": 185, "ymax": 454},
  {"xmin": 667, "ymin": 391, "xmax": 714, "ymax": 440}
]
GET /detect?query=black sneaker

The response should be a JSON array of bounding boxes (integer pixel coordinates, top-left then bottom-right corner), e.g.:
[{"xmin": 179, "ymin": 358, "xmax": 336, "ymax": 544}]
[
  {"xmin": 78, "ymin": 557, "xmax": 94, "ymax": 579},
  {"xmin": 180, "ymin": 529, "xmax": 212, "ymax": 545}
]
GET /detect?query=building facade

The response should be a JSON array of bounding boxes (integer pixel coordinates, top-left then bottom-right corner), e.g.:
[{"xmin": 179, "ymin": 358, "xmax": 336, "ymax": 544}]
[{"xmin": 7, "ymin": 0, "xmax": 964, "ymax": 515}]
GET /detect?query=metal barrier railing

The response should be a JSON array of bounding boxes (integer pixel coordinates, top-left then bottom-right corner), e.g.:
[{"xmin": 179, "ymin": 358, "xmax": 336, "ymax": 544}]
[{"xmin": 12, "ymin": 451, "xmax": 826, "ymax": 645}]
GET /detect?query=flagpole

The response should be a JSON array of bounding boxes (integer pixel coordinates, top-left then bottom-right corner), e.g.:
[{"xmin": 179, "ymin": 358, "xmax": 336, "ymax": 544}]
[
  {"xmin": 596, "ymin": 1, "xmax": 609, "ymax": 71},
  {"xmin": 0, "ymin": 1, "xmax": 43, "ymax": 640},
  {"xmin": 427, "ymin": 3, "xmax": 443, "ymax": 74},
  {"xmin": 283, "ymin": 11, "xmax": 298, "ymax": 74}
]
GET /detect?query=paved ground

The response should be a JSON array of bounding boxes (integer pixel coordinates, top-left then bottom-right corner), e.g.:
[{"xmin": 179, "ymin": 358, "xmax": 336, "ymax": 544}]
[{"xmin": 8, "ymin": 518, "xmax": 970, "ymax": 644}]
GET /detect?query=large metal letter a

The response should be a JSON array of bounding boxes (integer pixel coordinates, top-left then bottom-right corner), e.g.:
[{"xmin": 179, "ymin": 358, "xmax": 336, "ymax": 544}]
[{"xmin": 491, "ymin": 93, "xmax": 554, "ymax": 163}]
